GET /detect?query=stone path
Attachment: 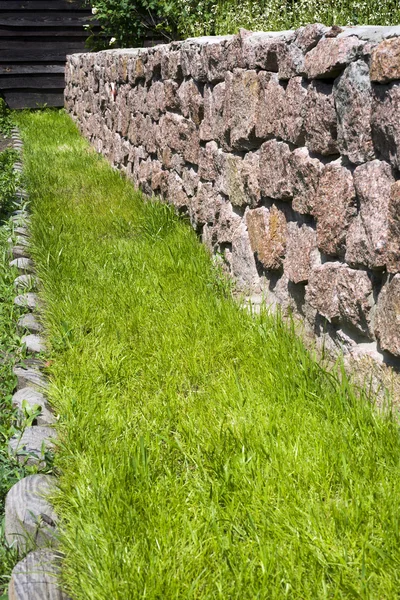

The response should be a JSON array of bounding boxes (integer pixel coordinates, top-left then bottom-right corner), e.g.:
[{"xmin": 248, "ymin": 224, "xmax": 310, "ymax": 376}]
[{"xmin": 4, "ymin": 128, "xmax": 70, "ymax": 599}]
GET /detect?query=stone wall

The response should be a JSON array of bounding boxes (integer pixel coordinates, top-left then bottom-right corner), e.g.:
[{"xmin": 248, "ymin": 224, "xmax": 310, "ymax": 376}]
[{"xmin": 65, "ymin": 25, "xmax": 400, "ymax": 366}]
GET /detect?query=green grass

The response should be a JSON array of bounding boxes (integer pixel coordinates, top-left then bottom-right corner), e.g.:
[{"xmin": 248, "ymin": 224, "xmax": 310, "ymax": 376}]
[{"xmin": 16, "ymin": 109, "xmax": 400, "ymax": 599}]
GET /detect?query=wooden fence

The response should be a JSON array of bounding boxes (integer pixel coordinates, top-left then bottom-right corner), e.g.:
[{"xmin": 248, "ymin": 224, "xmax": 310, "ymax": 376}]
[{"xmin": 0, "ymin": 0, "xmax": 92, "ymax": 109}]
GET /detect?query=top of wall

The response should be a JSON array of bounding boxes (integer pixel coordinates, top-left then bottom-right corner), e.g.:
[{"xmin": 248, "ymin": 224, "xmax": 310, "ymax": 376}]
[{"xmin": 69, "ymin": 23, "xmax": 400, "ymax": 86}]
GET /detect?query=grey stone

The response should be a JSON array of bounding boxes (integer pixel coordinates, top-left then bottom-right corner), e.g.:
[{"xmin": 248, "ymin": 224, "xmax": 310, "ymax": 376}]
[
  {"xmin": 12, "ymin": 246, "xmax": 30, "ymax": 260},
  {"xmin": 10, "ymin": 258, "xmax": 35, "ymax": 274},
  {"xmin": 284, "ymin": 223, "xmax": 320, "ymax": 284},
  {"xmin": 338, "ymin": 25, "xmax": 400, "ymax": 44},
  {"xmin": 9, "ymin": 549, "xmax": 71, "ymax": 600},
  {"xmin": 14, "ymin": 293, "xmax": 40, "ymax": 311},
  {"xmin": 200, "ymin": 82, "xmax": 226, "ymax": 143},
  {"xmin": 14, "ymin": 275, "xmax": 38, "ymax": 291},
  {"xmin": 290, "ymin": 147, "xmax": 323, "ymax": 215},
  {"xmin": 345, "ymin": 160, "xmax": 395, "ymax": 270},
  {"xmin": 375, "ymin": 274, "xmax": 400, "ymax": 355},
  {"xmin": 224, "ymin": 69, "xmax": 260, "ymax": 150},
  {"xmin": 22, "ymin": 334, "xmax": 46, "ymax": 355},
  {"xmin": 12, "ymin": 388, "xmax": 55, "ymax": 427},
  {"xmin": 5, "ymin": 475, "xmax": 58, "ymax": 553},
  {"xmin": 230, "ymin": 222, "xmax": 260, "ymax": 290},
  {"xmin": 334, "ymin": 60, "xmax": 374, "ymax": 164},
  {"xmin": 14, "ymin": 227, "xmax": 29, "ymax": 237},
  {"xmin": 304, "ymin": 81, "xmax": 338, "ymax": 156},
  {"xmin": 371, "ymin": 82, "xmax": 400, "ymax": 170},
  {"xmin": 255, "ymin": 71, "xmax": 285, "ymax": 141},
  {"xmin": 305, "ymin": 35, "xmax": 364, "ymax": 79},
  {"xmin": 314, "ymin": 162, "xmax": 356, "ymax": 257},
  {"xmin": 13, "ymin": 365, "xmax": 47, "ymax": 391},
  {"xmin": 259, "ymin": 140, "xmax": 293, "ymax": 200},
  {"xmin": 18, "ymin": 313, "xmax": 44, "ymax": 335},
  {"xmin": 9, "ymin": 426, "xmax": 56, "ymax": 467},
  {"xmin": 306, "ymin": 262, "xmax": 374, "ymax": 338}
]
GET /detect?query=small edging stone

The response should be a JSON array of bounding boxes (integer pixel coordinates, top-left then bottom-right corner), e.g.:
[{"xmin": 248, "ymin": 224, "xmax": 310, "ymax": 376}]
[
  {"xmin": 10, "ymin": 258, "xmax": 34, "ymax": 274},
  {"xmin": 6, "ymin": 128, "xmax": 70, "ymax": 598},
  {"xmin": 13, "ymin": 365, "xmax": 48, "ymax": 391},
  {"xmin": 12, "ymin": 388, "xmax": 56, "ymax": 427},
  {"xmin": 8, "ymin": 550, "xmax": 71, "ymax": 600},
  {"xmin": 21, "ymin": 334, "xmax": 46, "ymax": 355},
  {"xmin": 17, "ymin": 313, "xmax": 44, "ymax": 334},
  {"xmin": 14, "ymin": 275, "xmax": 38, "ymax": 292},
  {"xmin": 5, "ymin": 474, "xmax": 58, "ymax": 554},
  {"xmin": 14, "ymin": 293, "xmax": 40, "ymax": 311},
  {"xmin": 9, "ymin": 426, "xmax": 56, "ymax": 467}
]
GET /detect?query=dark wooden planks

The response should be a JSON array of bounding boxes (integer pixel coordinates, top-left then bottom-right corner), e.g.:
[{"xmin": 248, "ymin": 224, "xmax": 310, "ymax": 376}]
[
  {"xmin": 0, "ymin": 49, "xmax": 86, "ymax": 61},
  {"xmin": 0, "ymin": 0, "xmax": 92, "ymax": 109},
  {"xmin": 3, "ymin": 91, "xmax": 65, "ymax": 109},
  {"xmin": 0, "ymin": 1, "xmax": 90, "ymax": 10},
  {"xmin": 0, "ymin": 40, "xmax": 89, "ymax": 50},
  {"xmin": 0, "ymin": 76, "xmax": 65, "ymax": 89},
  {"xmin": 0, "ymin": 13, "xmax": 91, "ymax": 26},
  {"xmin": 0, "ymin": 26, "xmax": 91, "ymax": 37},
  {"xmin": 0, "ymin": 65, "xmax": 65, "ymax": 75}
]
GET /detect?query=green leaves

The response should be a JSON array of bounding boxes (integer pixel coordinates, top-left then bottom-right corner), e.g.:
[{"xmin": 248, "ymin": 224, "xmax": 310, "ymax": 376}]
[{"xmin": 85, "ymin": 0, "xmax": 400, "ymax": 49}]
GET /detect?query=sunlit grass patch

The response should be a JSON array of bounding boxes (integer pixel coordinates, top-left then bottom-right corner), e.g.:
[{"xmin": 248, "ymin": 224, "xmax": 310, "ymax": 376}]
[{"xmin": 16, "ymin": 109, "xmax": 400, "ymax": 600}]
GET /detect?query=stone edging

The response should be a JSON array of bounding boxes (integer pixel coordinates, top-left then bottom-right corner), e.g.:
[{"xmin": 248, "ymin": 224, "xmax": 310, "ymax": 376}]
[{"xmin": 4, "ymin": 128, "xmax": 69, "ymax": 600}]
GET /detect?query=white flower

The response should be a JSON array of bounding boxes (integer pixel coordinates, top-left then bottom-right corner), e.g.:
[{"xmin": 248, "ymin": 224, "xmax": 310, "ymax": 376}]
[
  {"xmin": 91, "ymin": 6, "xmax": 98, "ymax": 14},
  {"xmin": 109, "ymin": 37, "xmax": 116, "ymax": 45},
  {"xmin": 83, "ymin": 24, "xmax": 90, "ymax": 29}
]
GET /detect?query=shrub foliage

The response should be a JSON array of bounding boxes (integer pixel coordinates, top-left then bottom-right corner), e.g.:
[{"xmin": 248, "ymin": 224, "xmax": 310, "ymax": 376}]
[{"xmin": 87, "ymin": 0, "xmax": 400, "ymax": 48}]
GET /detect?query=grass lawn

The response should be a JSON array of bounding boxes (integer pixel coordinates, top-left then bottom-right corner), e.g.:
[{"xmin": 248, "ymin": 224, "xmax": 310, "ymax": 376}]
[{"xmin": 16, "ymin": 108, "xmax": 400, "ymax": 599}]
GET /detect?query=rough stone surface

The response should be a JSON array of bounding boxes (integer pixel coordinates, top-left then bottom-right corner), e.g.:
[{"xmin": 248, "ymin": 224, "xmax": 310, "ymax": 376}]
[
  {"xmin": 305, "ymin": 35, "xmax": 364, "ymax": 79},
  {"xmin": 65, "ymin": 25, "xmax": 400, "ymax": 364},
  {"xmin": 200, "ymin": 82, "xmax": 225, "ymax": 143},
  {"xmin": 5, "ymin": 475, "xmax": 58, "ymax": 553},
  {"xmin": 12, "ymin": 388, "xmax": 55, "ymax": 427},
  {"xmin": 375, "ymin": 274, "xmax": 400, "ymax": 355},
  {"xmin": 9, "ymin": 550, "xmax": 70, "ymax": 600},
  {"xmin": 306, "ymin": 263, "xmax": 374, "ymax": 338},
  {"xmin": 314, "ymin": 163, "xmax": 356, "ymax": 257},
  {"xmin": 225, "ymin": 69, "xmax": 260, "ymax": 150},
  {"xmin": 14, "ymin": 274, "xmax": 38, "ymax": 291},
  {"xmin": 284, "ymin": 223, "xmax": 319, "ymax": 283},
  {"xmin": 304, "ymin": 81, "xmax": 338, "ymax": 155},
  {"xmin": 18, "ymin": 313, "xmax": 44, "ymax": 335},
  {"xmin": 345, "ymin": 160, "xmax": 395, "ymax": 270},
  {"xmin": 371, "ymin": 82, "xmax": 400, "ymax": 170},
  {"xmin": 10, "ymin": 257, "xmax": 34, "ymax": 274},
  {"xmin": 14, "ymin": 293, "xmax": 40, "ymax": 311},
  {"xmin": 370, "ymin": 37, "xmax": 400, "ymax": 83},
  {"xmin": 259, "ymin": 140, "xmax": 293, "ymax": 200},
  {"xmin": 290, "ymin": 147, "xmax": 323, "ymax": 214},
  {"xmin": 14, "ymin": 226, "xmax": 29, "ymax": 237},
  {"xmin": 255, "ymin": 71, "xmax": 285, "ymax": 140},
  {"xmin": 246, "ymin": 205, "xmax": 287, "ymax": 270},
  {"xmin": 12, "ymin": 246, "xmax": 30, "ymax": 260},
  {"xmin": 334, "ymin": 60, "xmax": 374, "ymax": 164},
  {"xmin": 22, "ymin": 334, "xmax": 46, "ymax": 355},
  {"xmin": 9, "ymin": 426, "xmax": 56, "ymax": 467},
  {"xmin": 13, "ymin": 365, "xmax": 47, "ymax": 391}
]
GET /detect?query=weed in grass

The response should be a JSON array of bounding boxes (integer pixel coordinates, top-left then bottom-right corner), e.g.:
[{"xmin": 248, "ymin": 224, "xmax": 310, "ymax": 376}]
[{"xmin": 15, "ymin": 108, "xmax": 400, "ymax": 599}]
